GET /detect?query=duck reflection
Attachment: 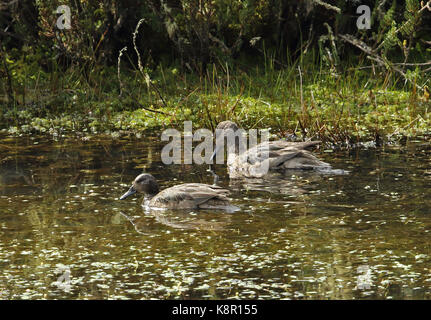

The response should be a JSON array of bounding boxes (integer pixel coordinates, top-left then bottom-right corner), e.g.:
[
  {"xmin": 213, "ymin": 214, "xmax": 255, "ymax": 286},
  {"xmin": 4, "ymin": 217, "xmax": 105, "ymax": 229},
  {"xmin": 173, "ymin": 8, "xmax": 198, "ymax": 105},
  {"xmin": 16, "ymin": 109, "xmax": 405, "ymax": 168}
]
[
  {"xmin": 117, "ymin": 209, "xmax": 232, "ymax": 233},
  {"xmin": 209, "ymin": 166, "xmax": 331, "ymax": 196}
]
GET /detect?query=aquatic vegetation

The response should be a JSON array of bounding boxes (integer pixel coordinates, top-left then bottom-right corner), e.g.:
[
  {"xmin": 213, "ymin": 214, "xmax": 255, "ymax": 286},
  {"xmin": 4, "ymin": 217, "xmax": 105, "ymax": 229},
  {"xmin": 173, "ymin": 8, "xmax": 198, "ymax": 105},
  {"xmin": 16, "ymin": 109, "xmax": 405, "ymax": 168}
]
[{"xmin": 1, "ymin": 60, "xmax": 430, "ymax": 147}]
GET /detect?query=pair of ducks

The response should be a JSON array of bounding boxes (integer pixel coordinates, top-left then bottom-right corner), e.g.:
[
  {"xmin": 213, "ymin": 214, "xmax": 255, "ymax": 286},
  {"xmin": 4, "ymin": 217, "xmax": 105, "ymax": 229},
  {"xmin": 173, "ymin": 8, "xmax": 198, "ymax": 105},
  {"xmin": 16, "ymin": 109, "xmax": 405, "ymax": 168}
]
[{"xmin": 120, "ymin": 121, "xmax": 332, "ymax": 210}]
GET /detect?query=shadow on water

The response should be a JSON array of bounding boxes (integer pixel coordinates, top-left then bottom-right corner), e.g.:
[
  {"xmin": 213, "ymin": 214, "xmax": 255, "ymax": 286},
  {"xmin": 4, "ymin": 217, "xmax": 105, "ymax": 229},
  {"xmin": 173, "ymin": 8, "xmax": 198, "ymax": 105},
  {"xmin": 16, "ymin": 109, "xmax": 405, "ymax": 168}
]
[{"xmin": 0, "ymin": 133, "xmax": 431, "ymax": 299}]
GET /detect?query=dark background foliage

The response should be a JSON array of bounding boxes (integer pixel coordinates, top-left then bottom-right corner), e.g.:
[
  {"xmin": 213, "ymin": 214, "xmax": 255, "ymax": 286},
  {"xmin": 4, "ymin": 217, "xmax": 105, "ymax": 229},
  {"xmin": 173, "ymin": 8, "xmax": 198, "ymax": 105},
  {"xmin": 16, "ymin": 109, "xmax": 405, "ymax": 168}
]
[{"xmin": 2, "ymin": 0, "xmax": 430, "ymax": 71}]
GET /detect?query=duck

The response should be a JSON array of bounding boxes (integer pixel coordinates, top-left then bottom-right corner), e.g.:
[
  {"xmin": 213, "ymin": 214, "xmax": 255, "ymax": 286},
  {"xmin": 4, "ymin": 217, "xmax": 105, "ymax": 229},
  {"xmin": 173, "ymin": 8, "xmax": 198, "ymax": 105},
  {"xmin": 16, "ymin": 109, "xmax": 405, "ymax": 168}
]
[
  {"xmin": 119, "ymin": 173, "xmax": 237, "ymax": 210},
  {"xmin": 211, "ymin": 121, "xmax": 332, "ymax": 178}
]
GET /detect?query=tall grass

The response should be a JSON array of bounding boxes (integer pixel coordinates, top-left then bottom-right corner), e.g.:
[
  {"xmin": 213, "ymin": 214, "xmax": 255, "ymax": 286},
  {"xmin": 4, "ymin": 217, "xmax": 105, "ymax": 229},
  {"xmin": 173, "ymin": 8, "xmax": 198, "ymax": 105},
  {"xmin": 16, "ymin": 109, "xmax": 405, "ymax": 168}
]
[{"xmin": 1, "ymin": 44, "xmax": 430, "ymax": 146}]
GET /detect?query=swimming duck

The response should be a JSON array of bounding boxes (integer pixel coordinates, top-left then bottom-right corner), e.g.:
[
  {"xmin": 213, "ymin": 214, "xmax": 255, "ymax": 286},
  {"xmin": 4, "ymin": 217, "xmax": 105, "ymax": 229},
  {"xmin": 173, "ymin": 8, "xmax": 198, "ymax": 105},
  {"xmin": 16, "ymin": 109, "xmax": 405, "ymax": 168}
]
[
  {"xmin": 211, "ymin": 121, "xmax": 332, "ymax": 178},
  {"xmin": 119, "ymin": 173, "xmax": 236, "ymax": 210}
]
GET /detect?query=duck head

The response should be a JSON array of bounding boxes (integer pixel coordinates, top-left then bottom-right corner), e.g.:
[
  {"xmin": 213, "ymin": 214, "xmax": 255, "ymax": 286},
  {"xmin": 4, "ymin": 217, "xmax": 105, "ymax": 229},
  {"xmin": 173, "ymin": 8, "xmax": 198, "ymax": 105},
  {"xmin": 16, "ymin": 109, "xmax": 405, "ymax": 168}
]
[
  {"xmin": 120, "ymin": 173, "xmax": 160, "ymax": 200},
  {"xmin": 210, "ymin": 121, "xmax": 245, "ymax": 162},
  {"xmin": 215, "ymin": 120, "xmax": 240, "ymax": 132}
]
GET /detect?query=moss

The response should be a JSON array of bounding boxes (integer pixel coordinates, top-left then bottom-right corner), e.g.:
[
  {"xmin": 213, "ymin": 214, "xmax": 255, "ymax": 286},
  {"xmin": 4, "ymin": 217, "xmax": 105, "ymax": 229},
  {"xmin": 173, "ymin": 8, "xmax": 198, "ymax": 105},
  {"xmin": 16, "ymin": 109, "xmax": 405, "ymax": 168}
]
[{"xmin": 1, "ymin": 62, "xmax": 430, "ymax": 146}]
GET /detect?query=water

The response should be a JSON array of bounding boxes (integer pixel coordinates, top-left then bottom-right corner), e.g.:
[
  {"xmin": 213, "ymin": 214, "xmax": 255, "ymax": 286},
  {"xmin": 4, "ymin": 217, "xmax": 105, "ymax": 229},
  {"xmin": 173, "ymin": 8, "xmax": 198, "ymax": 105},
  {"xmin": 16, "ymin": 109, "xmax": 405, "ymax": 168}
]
[{"xmin": 0, "ymin": 133, "xmax": 430, "ymax": 299}]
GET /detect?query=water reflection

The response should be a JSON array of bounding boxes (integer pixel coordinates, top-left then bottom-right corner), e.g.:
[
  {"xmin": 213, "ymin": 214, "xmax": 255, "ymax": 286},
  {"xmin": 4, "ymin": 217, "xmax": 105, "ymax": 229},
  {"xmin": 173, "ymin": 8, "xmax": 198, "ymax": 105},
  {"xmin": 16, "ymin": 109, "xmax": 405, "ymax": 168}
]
[
  {"xmin": 118, "ymin": 210, "xmax": 232, "ymax": 232},
  {"xmin": 0, "ymin": 133, "xmax": 430, "ymax": 299}
]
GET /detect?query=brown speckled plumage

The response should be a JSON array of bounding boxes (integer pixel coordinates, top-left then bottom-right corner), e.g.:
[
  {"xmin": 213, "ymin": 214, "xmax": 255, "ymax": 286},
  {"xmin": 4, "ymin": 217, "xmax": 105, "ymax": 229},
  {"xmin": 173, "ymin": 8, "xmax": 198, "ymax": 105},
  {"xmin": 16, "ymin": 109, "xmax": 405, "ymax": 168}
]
[
  {"xmin": 214, "ymin": 121, "xmax": 331, "ymax": 178},
  {"xmin": 120, "ymin": 174, "xmax": 235, "ymax": 210}
]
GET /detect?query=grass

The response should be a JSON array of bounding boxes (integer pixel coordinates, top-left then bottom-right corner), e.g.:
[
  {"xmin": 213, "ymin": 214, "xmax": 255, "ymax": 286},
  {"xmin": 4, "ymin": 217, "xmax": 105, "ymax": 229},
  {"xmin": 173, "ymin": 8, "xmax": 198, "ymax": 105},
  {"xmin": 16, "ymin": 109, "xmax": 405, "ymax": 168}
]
[{"xmin": 1, "ymin": 48, "xmax": 430, "ymax": 147}]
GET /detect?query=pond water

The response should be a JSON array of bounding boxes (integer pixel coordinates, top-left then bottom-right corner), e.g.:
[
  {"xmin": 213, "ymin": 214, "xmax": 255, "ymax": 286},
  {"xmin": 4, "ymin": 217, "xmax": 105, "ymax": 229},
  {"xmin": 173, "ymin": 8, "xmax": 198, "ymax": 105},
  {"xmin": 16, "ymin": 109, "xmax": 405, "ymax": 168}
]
[{"xmin": 0, "ymin": 133, "xmax": 430, "ymax": 300}]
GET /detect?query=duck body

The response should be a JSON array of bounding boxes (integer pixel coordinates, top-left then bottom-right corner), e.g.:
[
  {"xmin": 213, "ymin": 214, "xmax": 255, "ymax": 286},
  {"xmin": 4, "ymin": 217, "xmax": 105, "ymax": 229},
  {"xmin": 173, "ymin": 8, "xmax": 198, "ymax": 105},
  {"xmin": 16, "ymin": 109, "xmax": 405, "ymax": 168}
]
[
  {"xmin": 120, "ymin": 174, "xmax": 235, "ymax": 210},
  {"xmin": 213, "ymin": 121, "xmax": 332, "ymax": 179},
  {"xmin": 147, "ymin": 183, "xmax": 231, "ymax": 210},
  {"xmin": 228, "ymin": 139, "xmax": 331, "ymax": 179}
]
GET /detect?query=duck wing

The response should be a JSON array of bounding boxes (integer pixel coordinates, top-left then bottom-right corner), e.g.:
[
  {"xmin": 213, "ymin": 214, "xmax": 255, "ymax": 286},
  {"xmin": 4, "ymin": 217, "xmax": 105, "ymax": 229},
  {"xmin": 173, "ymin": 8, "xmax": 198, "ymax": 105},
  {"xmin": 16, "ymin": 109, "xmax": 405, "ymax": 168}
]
[
  {"xmin": 242, "ymin": 140, "xmax": 321, "ymax": 164},
  {"xmin": 231, "ymin": 140, "xmax": 329, "ymax": 177},
  {"xmin": 176, "ymin": 183, "xmax": 230, "ymax": 205},
  {"xmin": 151, "ymin": 183, "xmax": 230, "ymax": 209},
  {"xmin": 264, "ymin": 140, "xmax": 321, "ymax": 150}
]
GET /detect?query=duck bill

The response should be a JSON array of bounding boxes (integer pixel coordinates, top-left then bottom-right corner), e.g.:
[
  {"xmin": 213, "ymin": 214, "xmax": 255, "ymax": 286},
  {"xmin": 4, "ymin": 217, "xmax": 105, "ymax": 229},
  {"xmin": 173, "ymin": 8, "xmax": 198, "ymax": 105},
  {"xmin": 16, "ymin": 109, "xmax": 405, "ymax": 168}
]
[
  {"xmin": 119, "ymin": 186, "xmax": 137, "ymax": 200},
  {"xmin": 210, "ymin": 144, "xmax": 224, "ymax": 163}
]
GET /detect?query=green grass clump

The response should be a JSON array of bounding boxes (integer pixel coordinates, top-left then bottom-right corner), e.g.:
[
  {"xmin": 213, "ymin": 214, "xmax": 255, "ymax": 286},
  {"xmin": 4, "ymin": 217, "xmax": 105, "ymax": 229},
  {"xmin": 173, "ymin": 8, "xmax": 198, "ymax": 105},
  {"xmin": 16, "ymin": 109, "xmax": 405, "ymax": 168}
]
[{"xmin": 1, "ymin": 53, "xmax": 430, "ymax": 146}]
